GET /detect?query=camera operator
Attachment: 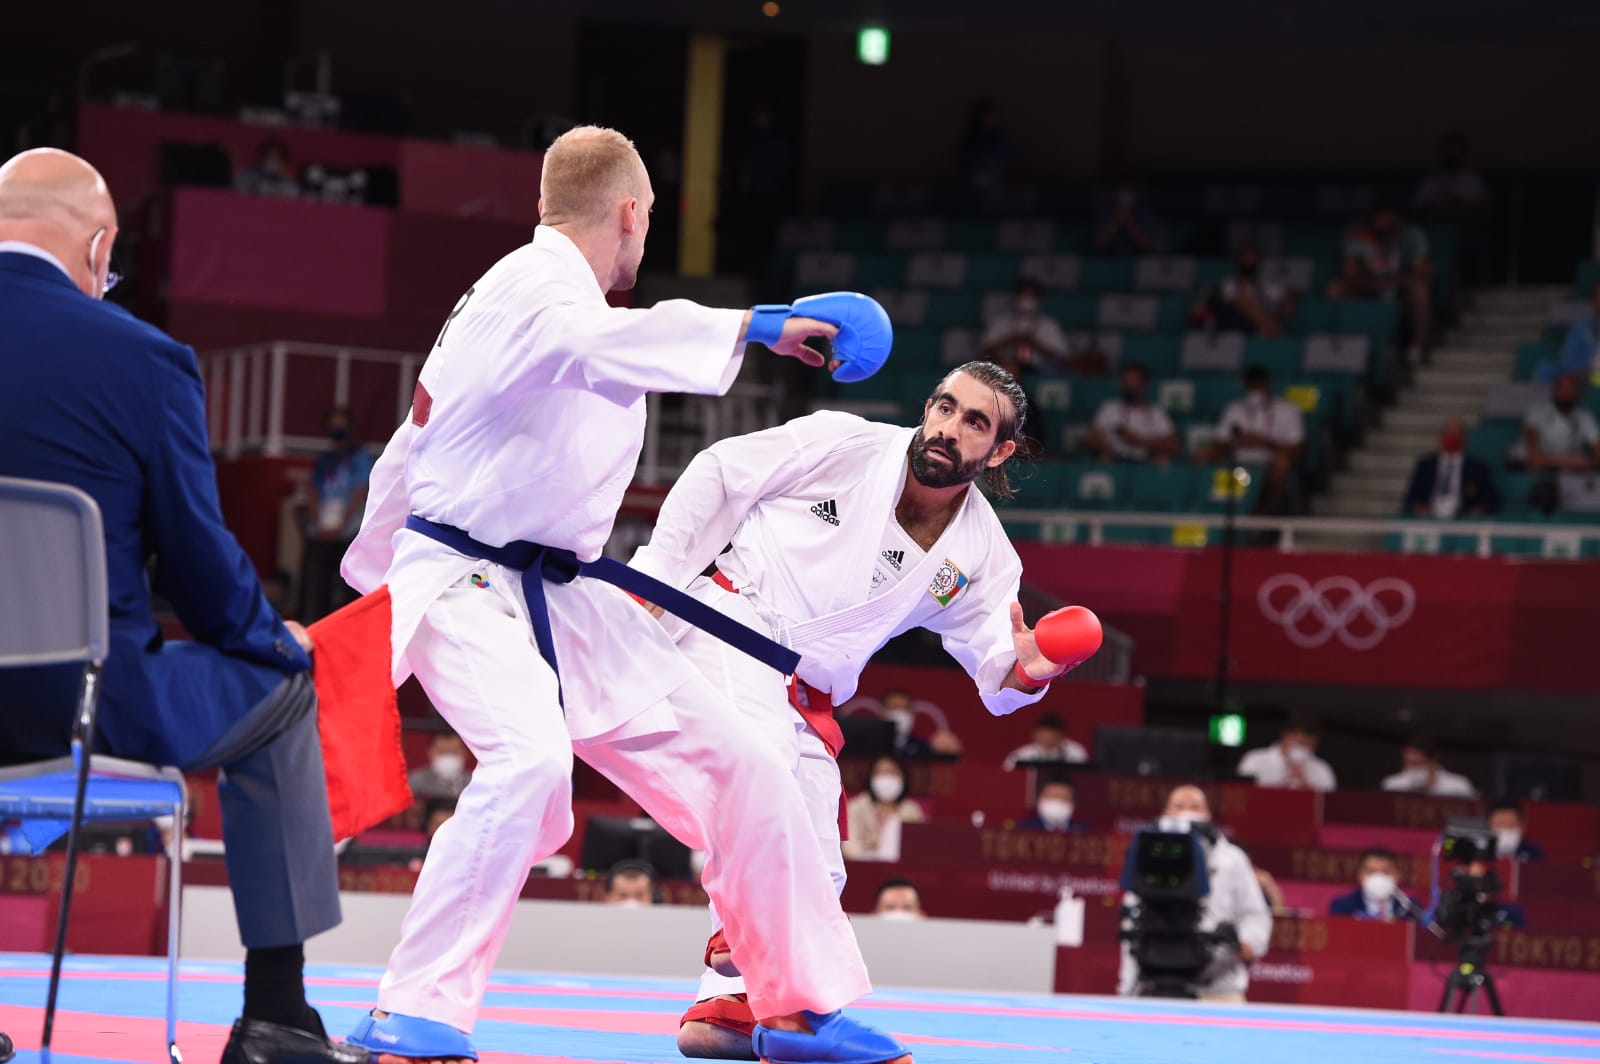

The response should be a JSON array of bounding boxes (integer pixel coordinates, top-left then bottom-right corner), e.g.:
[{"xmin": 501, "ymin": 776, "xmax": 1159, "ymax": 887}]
[{"xmin": 1118, "ymin": 785, "xmax": 1272, "ymax": 1003}]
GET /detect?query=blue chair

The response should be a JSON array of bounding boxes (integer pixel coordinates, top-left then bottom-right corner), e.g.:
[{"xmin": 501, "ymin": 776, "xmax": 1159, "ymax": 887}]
[{"xmin": 0, "ymin": 477, "xmax": 186, "ymax": 1064}]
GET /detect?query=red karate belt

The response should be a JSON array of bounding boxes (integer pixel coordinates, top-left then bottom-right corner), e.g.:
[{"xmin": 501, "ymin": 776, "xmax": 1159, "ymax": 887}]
[
  {"xmin": 711, "ymin": 570, "xmax": 849, "ymax": 839},
  {"xmin": 307, "ymin": 587, "xmax": 413, "ymax": 840}
]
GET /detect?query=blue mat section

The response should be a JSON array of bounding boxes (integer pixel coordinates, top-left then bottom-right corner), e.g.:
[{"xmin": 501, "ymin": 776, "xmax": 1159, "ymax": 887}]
[{"xmin": 1, "ymin": 953, "xmax": 1598, "ymax": 1064}]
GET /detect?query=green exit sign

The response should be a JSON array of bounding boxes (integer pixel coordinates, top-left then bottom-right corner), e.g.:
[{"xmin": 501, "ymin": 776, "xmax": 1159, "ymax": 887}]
[
  {"xmin": 1209, "ymin": 713, "xmax": 1246, "ymax": 748},
  {"xmin": 857, "ymin": 26, "xmax": 890, "ymax": 65}
]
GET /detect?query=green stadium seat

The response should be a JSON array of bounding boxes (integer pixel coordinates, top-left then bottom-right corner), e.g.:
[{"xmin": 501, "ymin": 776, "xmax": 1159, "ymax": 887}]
[
  {"xmin": 1019, "ymin": 461, "xmax": 1079, "ymax": 507},
  {"xmin": 1066, "ymin": 377, "xmax": 1121, "ymax": 423},
  {"xmin": 923, "ymin": 291, "xmax": 984, "ymax": 329},
  {"xmin": 1031, "ymin": 374, "xmax": 1074, "ymax": 416},
  {"xmin": 1101, "ymin": 524, "xmax": 1167, "ymax": 545},
  {"xmin": 834, "ymin": 219, "xmax": 885, "ymax": 252},
  {"xmin": 1514, "ymin": 342, "xmax": 1555, "ymax": 381},
  {"xmin": 1194, "ymin": 377, "xmax": 1245, "ymax": 421},
  {"xmin": 1573, "ymin": 260, "xmax": 1600, "ymax": 296},
  {"xmin": 1468, "ymin": 422, "xmax": 1521, "ymax": 465},
  {"xmin": 1078, "ymin": 258, "xmax": 1136, "ymax": 294},
  {"xmin": 1242, "ymin": 336, "xmax": 1303, "ymax": 379},
  {"xmin": 1120, "ymin": 333, "xmax": 1182, "ymax": 379},
  {"xmin": 1498, "ymin": 471, "xmax": 1536, "ymax": 515},
  {"xmin": 1128, "ymin": 465, "xmax": 1197, "ymax": 511},
  {"xmin": 854, "ymin": 254, "xmax": 906, "ymax": 289},
  {"xmin": 966, "ymin": 253, "xmax": 1020, "ymax": 290},
  {"xmin": 945, "ymin": 219, "xmax": 999, "ymax": 253},
  {"xmin": 1067, "ymin": 462, "xmax": 1127, "ymax": 509},
  {"xmin": 1044, "ymin": 293, "xmax": 1099, "ymax": 329},
  {"xmin": 891, "ymin": 329, "xmax": 941, "ymax": 370}
]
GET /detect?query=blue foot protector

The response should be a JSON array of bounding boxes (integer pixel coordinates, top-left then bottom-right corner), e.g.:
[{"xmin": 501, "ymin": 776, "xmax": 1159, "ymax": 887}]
[
  {"xmin": 752, "ymin": 1010, "xmax": 908, "ymax": 1064},
  {"xmin": 346, "ymin": 1011, "xmax": 479, "ymax": 1061}
]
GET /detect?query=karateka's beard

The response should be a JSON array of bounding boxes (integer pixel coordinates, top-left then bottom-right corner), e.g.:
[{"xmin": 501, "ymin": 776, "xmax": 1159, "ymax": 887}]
[{"xmin": 909, "ymin": 427, "xmax": 987, "ymax": 489}]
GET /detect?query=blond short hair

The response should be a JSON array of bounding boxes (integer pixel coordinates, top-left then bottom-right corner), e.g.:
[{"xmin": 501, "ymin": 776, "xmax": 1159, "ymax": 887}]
[{"xmin": 539, "ymin": 125, "xmax": 645, "ymax": 228}]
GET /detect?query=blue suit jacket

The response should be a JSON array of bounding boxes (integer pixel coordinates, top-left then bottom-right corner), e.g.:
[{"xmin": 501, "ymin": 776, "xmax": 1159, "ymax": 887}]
[
  {"xmin": 1402, "ymin": 453, "xmax": 1499, "ymax": 515},
  {"xmin": 0, "ymin": 252, "xmax": 309, "ymax": 768},
  {"xmin": 1328, "ymin": 889, "xmax": 1411, "ymax": 921}
]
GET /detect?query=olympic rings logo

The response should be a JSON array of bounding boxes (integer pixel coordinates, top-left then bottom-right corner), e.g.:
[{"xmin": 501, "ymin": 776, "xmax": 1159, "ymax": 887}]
[{"xmin": 1256, "ymin": 574, "xmax": 1417, "ymax": 650}]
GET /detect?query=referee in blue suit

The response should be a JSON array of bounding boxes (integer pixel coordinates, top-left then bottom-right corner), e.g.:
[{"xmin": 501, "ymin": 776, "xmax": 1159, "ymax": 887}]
[{"xmin": 0, "ymin": 149, "xmax": 363, "ymax": 1064}]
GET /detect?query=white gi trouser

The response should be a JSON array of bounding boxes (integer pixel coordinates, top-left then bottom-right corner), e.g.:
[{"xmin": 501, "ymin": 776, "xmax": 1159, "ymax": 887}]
[
  {"xmin": 665, "ymin": 577, "xmax": 851, "ymax": 1003},
  {"xmin": 374, "ymin": 567, "xmax": 870, "ymax": 1031}
]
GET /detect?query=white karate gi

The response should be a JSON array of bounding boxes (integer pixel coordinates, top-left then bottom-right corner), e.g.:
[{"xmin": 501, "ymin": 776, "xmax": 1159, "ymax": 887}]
[
  {"xmin": 342, "ymin": 226, "xmax": 869, "ymax": 1031},
  {"xmin": 629, "ymin": 411, "xmax": 1049, "ymax": 1001}
]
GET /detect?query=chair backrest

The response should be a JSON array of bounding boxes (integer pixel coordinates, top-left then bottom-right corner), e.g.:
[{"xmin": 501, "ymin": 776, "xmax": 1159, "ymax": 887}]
[{"xmin": 0, "ymin": 477, "xmax": 108, "ymax": 668}]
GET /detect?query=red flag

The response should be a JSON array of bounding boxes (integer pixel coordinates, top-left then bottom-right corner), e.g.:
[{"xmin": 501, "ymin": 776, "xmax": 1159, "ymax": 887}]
[{"xmin": 307, "ymin": 587, "xmax": 413, "ymax": 840}]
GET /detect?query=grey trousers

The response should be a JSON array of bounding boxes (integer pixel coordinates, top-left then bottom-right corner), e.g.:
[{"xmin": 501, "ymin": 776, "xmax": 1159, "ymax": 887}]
[{"xmin": 185, "ymin": 671, "xmax": 341, "ymax": 949}]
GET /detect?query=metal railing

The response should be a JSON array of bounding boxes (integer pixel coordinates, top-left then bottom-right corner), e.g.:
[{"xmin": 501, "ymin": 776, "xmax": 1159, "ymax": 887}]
[
  {"xmin": 996, "ymin": 508, "xmax": 1600, "ymax": 559},
  {"xmin": 197, "ymin": 340, "xmax": 781, "ymax": 481}
]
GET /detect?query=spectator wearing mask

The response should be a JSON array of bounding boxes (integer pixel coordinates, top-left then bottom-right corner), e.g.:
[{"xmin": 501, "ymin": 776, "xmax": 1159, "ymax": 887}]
[
  {"xmin": 1194, "ymin": 247, "xmax": 1297, "ymax": 337},
  {"xmin": 236, "ymin": 138, "xmax": 301, "ymax": 199},
  {"xmin": 298, "ymin": 406, "xmax": 374, "ymax": 620},
  {"xmin": 1085, "ymin": 362, "xmax": 1180, "ymax": 464},
  {"xmin": 1327, "ymin": 204, "xmax": 1432, "ymax": 365},
  {"xmin": 1381, "ymin": 736, "xmax": 1477, "ymax": 798},
  {"xmin": 878, "ymin": 689, "xmax": 932, "ymax": 760},
  {"xmin": 603, "ymin": 859, "xmax": 658, "ymax": 906},
  {"xmin": 1017, "ymin": 779, "xmax": 1089, "ymax": 833},
  {"xmin": 1402, "ymin": 418, "xmax": 1498, "ymax": 519},
  {"xmin": 1203, "ymin": 364, "xmax": 1304, "ymax": 512},
  {"xmin": 843, "ymin": 757, "xmax": 925, "ymax": 862},
  {"xmin": 1540, "ymin": 284, "xmax": 1600, "ymax": 385},
  {"xmin": 1119, "ymin": 786, "xmax": 1272, "ymax": 1002},
  {"xmin": 1489, "ymin": 801, "xmax": 1546, "ymax": 863},
  {"xmin": 1329, "ymin": 848, "xmax": 1415, "ymax": 921},
  {"xmin": 1522, "ymin": 372, "xmax": 1600, "ymax": 474},
  {"xmin": 1094, "ymin": 181, "xmax": 1162, "ymax": 256},
  {"xmin": 1003, "ymin": 712, "xmax": 1088, "ymax": 770},
  {"xmin": 981, "ymin": 277, "xmax": 1068, "ymax": 380},
  {"xmin": 873, "ymin": 878, "xmax": 927, "ymax": 920},
  {"xmin": 408, "ymin": 731, "xmax": 471, "ymax": 800},
  {"xmin": 1235, "ymin": 713, "xmax": 1337, "ymax": 792}
]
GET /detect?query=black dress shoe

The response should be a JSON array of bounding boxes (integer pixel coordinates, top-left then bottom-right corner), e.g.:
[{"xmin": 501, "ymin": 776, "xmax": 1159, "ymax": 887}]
[{"xmin": 221, "ymin": 1018, "xmax": 371, "ymax": 1064}]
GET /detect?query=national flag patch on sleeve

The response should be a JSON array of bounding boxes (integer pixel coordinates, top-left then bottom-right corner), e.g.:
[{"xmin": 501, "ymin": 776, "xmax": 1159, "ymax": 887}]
[{"xmin": 927, "ymin": 559, "xmax": 969, "ymax": 607}]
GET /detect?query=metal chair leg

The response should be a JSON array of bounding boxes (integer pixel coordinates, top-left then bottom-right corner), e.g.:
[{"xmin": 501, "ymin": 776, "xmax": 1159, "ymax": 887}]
[
  {"xmin": 167, "ymin": 788, "xmax": 184, "ymax": 1064},
  {"xmin": 42, "ymin": 664, "xmax": 101, "ymax": 1051}
]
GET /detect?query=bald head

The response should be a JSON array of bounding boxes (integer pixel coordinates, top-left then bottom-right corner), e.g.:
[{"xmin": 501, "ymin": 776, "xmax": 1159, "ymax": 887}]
[{"xmin": 0, "ymin": 148, "xmax": 117, "ymax": 299}]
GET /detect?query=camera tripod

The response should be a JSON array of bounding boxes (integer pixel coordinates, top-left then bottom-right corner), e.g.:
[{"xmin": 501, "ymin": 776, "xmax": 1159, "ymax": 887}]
[{"xmin": 1437, "ymin": 936, "xmax": 1503, "ymax": 1016}]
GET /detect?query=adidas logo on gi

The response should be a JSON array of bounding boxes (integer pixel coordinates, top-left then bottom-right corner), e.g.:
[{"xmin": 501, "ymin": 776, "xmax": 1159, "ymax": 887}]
[
  {"xmin": 811, "ymin": 499, "xmax": 840, "ymax": 525},
  {"xmin": 882, "ymin": 549, "xmax": 905, "ymax": 571}
]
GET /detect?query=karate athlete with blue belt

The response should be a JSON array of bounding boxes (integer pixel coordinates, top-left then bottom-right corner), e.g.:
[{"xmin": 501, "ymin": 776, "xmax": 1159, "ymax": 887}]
[
  {"xmin": 339, "ymin": 125, "xmax": 910, "ymax": 1064},
  {"xmin": 628, "ymin": 362, "xmax": 1105, "ymax": 1059}
]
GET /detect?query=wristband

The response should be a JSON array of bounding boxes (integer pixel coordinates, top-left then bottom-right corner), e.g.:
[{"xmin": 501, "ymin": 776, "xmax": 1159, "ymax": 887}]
[
  {"xmin": 1015, "ymin": 659, "xmax": 1056, "ymax": 689},
  {"xmin": 745, "ymin": 304, "xmax": 791, "ymax": 347}
]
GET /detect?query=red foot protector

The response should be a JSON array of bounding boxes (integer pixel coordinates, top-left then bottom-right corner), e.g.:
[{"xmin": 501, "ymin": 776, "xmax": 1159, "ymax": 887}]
[
  {"xmin": 1033, "ymin": 605, "xmax": 1103, "ymax": 669},
  {"xmin": 682, "ymin": 993, "xmax": 757, "ymax": 1036}
]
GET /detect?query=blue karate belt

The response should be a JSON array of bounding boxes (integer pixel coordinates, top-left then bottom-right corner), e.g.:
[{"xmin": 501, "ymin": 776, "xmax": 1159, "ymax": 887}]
[{"xmin": 405, "ymin": 515, "xmax": 800, "ymax": 704}]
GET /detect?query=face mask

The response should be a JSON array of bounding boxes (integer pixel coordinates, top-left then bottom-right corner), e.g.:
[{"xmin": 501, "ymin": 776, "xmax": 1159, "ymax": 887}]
[
  {"xmin": 1157, "ymin": 814, "xmax": 1203, "ymax": 833},
  {"xmin": 1121, "ymin": 388, "xmax": 1143, "ymax": 404},
  {"xmin": 1495, "ymin": 829, "xmax": 1522, "ymax": 858},
  {"xmin": 878, "ymin": 908, "xmax": 919, "ymax": 922},
  {"xmin": 883, "ymin": 709, "xmax": 914, "ymax": 740},
  {"xmin": 870, "ymin": 774, "xmax": 903, "ymax": 803},
  {"xmin": 432, "ymin": 753, "xmax": 466, "ymax": 779},
  {"xmin": 1038, "ymin": 798, "xmax": 1073, "ymax": 826},
  {"xmin": 1440, "ymin": 428, "xmax": 1465, "ymax": 454},
  {"xmin": 1285, "ymin": 744, "xmax": 1311, "ymax": 765},
  {"xmin": 1555, "ymin": 398, "xmax": 1578, "ymax": 415},
  {"xmin": 1016, "ymin": 295, "xmax": 1041, "ymax": 315},
  {"xmin": 1362, "ymin": 872, "xmax": 1397, "ymax": 903},
  {"xmin": 615, "ymin": 898, "xmax": 645, "ymax": 909}
]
